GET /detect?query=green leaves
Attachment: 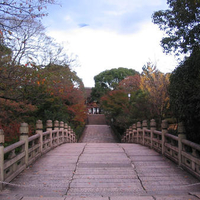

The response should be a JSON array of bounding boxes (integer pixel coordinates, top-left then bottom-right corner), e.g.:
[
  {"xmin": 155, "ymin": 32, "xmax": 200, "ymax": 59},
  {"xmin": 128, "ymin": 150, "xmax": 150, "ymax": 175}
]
[
  {"xmin": 169, "ymin": 50, "xmax": 200, "ymax": 143},
  {"xmin": 152, "ymin": 0, "xmax": 200, "ymax": 56},
  {"xmin": 92, "ymin": 67, "xmax": 139, "ymax": 103}
]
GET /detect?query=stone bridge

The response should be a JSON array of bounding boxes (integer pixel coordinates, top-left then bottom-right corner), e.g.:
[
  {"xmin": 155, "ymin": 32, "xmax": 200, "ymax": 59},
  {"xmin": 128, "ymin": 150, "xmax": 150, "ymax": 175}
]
[{"xmin": 0, "ymin": 116, "xmax": 200, "ymax": 200}]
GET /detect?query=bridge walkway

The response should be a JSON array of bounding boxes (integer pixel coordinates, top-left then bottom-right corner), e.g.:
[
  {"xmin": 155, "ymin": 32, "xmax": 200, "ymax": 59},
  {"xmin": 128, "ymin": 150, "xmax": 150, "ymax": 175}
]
[{"xmin": 0, "ymin": 124, "xmax": 200, "ymax": 199}]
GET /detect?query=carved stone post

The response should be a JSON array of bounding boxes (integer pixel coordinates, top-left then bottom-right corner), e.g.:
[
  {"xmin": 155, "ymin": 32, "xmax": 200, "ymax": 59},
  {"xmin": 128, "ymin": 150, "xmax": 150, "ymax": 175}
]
[
  {"xmin": 129, "ymin": 127, "xmax": 132, "ymax": 143},
  {"xmin": 178, "ymin": 122, "xmax": 186, "ymax": 166},
  {"xmin": 64, "ymin": 123, "xmax": 68, "ymax": 143},
  {"xmin": 161, "ymin": 120, "xmax": 168, "ymax": 155},
  {"xmin": 137, "ymin": 122, "xmax": 141, "ymax": 144},
  {"xmin": 36, "ymin": 120, "xmax": 43, "ymax": 153},
  {"xmin": 132, "ymin": 124, "xmax": 136, "ymax": 143},
  {"xmin": 126, "ymin": 129, "xmax": 129, "ymax": 143},
  {"xmin": 54, "ymin": 120, "xmax": 59, "ymax": 145},
  {"xmin": 20, "ymin": 123, "xmax": 29, "ymax": 166},
  {"xmin": 46, "ymin": 120, "xmax": 52, "ymax": 148},
  {"xmin": 0, "ymin": 129, "xmax": 4, "ymax": 190},
  {"xmin": 142, "ymin": 120, "xmax": 148, "ymax": 145},
  {"xmin": 60, "ymin": 121, "xmax": 64, "ymax": 144},
  {"xmin": 150, "ymin": 119, "xmax": 156, "ymax": 149},
  {"xmin": 68, "ymin": 126, "xmax": 72, "ymax": 143},
  {"xmin": 73, "ymin": 131, "xmax": 76, "ymax": 143}
]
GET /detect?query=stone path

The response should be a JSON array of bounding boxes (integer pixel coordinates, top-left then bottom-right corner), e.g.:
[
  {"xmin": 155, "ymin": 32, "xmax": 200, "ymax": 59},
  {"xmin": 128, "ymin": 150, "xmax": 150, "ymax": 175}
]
[
  {"xmin": 79, "ymin": 125, "xmax": 117, "ymax": 143},
  {"xmin": 0, "ymin": 125, "xmax": 200, "ymax": 200}
]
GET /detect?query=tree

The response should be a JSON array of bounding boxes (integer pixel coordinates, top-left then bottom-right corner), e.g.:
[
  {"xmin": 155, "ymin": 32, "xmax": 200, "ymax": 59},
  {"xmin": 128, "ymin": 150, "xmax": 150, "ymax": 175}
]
[
  {"xmin": 7, "ymin": 19, "xmax": 45, "ymax": 64},
  {"xmin": 152, "ymin": 0, "xmax": 200, "ymax": 56},
  {"xmin": 169, "ymin": 50, "xmax": 200, "ymax": 143},
  {"xmin": 100, "ymin": 75, "xmax": 150, "ymax": 134},
  {"xmin": 140, "ymin": 63, "xmax": 170, "ymax": 121},
  {"xmin": 0, "ymin": 0, "xmax": 54, "ymax": 36},
  {"xmin": 0, "ymin": 1, "xmax": 63, "ymax": 66},
  {"xmin": 94, "ymin": 67, "xmax": 138, "ymax": 90},
  {"xmin": 118, "ymin": 74, "xmax": 141, "ymax": 93},
  {"xmin": 91, "ymin": 67, "xmax": 138, "ymax": 102}
]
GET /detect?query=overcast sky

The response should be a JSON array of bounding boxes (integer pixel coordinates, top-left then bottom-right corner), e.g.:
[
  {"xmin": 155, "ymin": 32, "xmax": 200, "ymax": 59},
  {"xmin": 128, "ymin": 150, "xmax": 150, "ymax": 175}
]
[{"xmin": 42, "ymin": 0, "xmax": 178, "ymax": 87}]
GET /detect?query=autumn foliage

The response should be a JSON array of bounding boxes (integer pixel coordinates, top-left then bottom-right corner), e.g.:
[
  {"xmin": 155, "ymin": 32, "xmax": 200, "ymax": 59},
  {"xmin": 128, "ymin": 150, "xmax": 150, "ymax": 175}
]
[
  {"xmin": 0, "ymin": 49, "xmax": 87, "ymax": 143},
  {"xmin": 100, "ymin": 65, "xmax": 170, "ymax": 134}
]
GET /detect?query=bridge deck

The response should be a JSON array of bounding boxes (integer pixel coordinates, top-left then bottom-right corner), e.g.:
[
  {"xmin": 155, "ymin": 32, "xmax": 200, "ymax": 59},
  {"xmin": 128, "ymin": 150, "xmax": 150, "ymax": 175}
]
[{"xmin": 1, "ymin": 125, "xmax": 200, "ymax": 200}]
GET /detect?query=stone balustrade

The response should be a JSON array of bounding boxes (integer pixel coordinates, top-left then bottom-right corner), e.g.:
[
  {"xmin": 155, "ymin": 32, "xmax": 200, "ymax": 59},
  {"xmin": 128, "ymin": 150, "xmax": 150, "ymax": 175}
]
[
  {"xmin": 121, "ymin": 119, "xmax": 200, "ymax": 180},
  {"xmin": 0, "ymin": 120, "xmax": 77, "ymax": 190}
]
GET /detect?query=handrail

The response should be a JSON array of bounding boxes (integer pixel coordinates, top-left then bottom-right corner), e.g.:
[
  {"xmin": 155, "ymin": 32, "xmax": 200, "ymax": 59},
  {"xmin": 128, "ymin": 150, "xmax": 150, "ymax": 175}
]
[
  {"xmin": 28, "ymin": 133, "xmax": 40, "ymax": 142},
  {"xmin": 0, "ymin": 120, "xmax": 77, "ymax": 190},
  {"xmin": 4, "ymin": 140, "xmax": 25, "ymax": 154},
  {"xmin": 121, "ymin": 119, "xmax": 200, "ymax": 180}
]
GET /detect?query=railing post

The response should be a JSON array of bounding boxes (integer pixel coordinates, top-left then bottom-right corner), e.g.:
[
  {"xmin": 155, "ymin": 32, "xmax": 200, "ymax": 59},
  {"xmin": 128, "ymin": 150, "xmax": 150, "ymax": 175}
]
[
  {"xmin": 64, "ymin": 123, "xmax": 69, "ymax": 143},
  {"xmin": 132, "ymin": 124, "xmax": 136, "ymax": 143},
  {"xmin": 36, "ymin": 120, "xmax": 43, "ymax": 154},
  {"xmin": 68, "ymin": 126, "xmax": 72, "ymax": 143},
  {"xmin": 142, "ymin": 120, "xmax": 148, "ymax": 145},
  {"xmin": 161, "ymin": 120, "xmax": 168, "ymax": 155},
  {"xmin": 126, "ymin": 129, "xmax": 129, "ymax": 143},
  {"xmin": 178, "ymin": 122, "xmax": 186, "ymax": 166},
  {"xmin": 54, "ymin": 120, "xmax": 59, "ymax": 145},
  {"xmin": 137, "ymin": 122, "xmax": 141, "ymax": 144},
  {"xmin": 73, "ymin": 131, "xmax": 76, "ymax": 143},
  {"xmin": 46, "ymin": 120, "xmax": 53, "ymax": 148},
  {"xmin": 0, "ymin": 129, "xmax": 5, "ymax": 190},
  {"xmin": 20, "ymin": 123, "xmax": 29, "ymax": 166},
  {"xmin": 150, "ymin": 119, "xmax": 156, "ymax": 149},
  {"xmin": 60, "ymin": 121, "xmax": 64, "ymax": 144},
  {"xmin": 128, "ymin": 127, "xmax": 132, "ymax": 143}
]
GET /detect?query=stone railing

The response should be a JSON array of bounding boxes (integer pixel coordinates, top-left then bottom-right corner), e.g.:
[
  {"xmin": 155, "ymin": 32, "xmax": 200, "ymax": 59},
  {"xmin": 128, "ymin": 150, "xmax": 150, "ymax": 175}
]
[
  {"xmin": 121, "ymin": 119, "xmax": 200, "ymax": 180},
  {"xmin": 0, "ymin": 120, "xmax": 77, "ymax": 190}
]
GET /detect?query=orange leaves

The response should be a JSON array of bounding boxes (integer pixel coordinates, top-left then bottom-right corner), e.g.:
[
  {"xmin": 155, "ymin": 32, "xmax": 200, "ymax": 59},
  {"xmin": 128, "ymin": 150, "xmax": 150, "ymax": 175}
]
[
  {"xmin": 8, "ymin": 30, "xmax": 12, "ymax": 35},
  {"xmin": 101, "ymin": 90, "xmax": 128, "ymax": 115},
  {"xmin": 0, "ymin": 98, "xmax": 37, "ymax": 114},
  {"xmin": 0, "ymin": 98, "xmax": 36, "ymax": 142},
  {"xmin": 0, "ymin": 30, "xmax": 3, "ymax": 37},
  {"xmin": 67, "ymin": 102, "xmax": 87, "ymax": 125},
  {"xmin": 140, "ymin": 64, "xmax": 170, "ymax": 118},
  {"xmin": 36, "ymin": 78, "xmax": 45, "ymax": 86},
  {"xmin": 118, "ymin": 74, "xmax": 141, "ymax": 92}
]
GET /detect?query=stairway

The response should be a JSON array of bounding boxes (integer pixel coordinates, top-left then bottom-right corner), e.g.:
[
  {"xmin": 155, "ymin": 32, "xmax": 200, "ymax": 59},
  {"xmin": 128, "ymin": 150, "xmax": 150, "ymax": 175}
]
[{"xmin": 87, "ymin": 114, "xmax": 107, "ymax": 125}]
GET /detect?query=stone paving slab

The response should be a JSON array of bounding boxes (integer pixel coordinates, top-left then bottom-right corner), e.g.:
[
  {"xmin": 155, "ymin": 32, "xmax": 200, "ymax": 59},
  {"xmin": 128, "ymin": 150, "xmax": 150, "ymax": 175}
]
[
  {"xmin": 110, "ymin": 197, "xmax": 154, "ymax": 200},
  {"xmin": 73, "ymin": 174, "xmax": 138, "ymax": 179},
  {"xmin": 72, "ymin": 178, "xmax": 139, "ymax": 183},
  {"xmin": 78, "ymin": 163, "xmax": 131, "ymax": 168},
  {"xmin": 74, "ymin": 169, "xmax": 136, "ymax": 175},
  {"xmin": 70, "ymin": 181, "xmax": 142, "ymax": 188},
  {"xmin": 130, "ymin": 155, "xmax": 166, "ymax": 161},
  {"xmin": 22, "ymin": 198, "xmax": 66, "ymax": 200},
  {"xmin": 67, "ymin": 187, "xmax": 146, "ymax": 196},
  {"xmin": 153, "ymin": 195, "xmax": 199, "ymax": 200},
  {"xmin": 190, "ymin": 192, "xmax": 200, "ymax": 198},
  {"xmin": 140, "ymin": 176, "xmax": 199, "ymax": 183}
]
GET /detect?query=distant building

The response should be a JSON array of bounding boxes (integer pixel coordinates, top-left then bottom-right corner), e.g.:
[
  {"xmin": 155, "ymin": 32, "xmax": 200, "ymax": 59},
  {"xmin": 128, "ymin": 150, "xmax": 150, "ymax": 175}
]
[{"xmin": 84, "ymin": 87, "xmax": 101, "ymax": 114}]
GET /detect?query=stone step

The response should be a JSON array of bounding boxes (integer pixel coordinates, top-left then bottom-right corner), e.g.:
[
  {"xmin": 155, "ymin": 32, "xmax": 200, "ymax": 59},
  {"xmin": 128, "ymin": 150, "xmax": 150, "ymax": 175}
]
[{"xmin": 87, "ymin": 114, "xmax": 107, "ymax": 125}]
